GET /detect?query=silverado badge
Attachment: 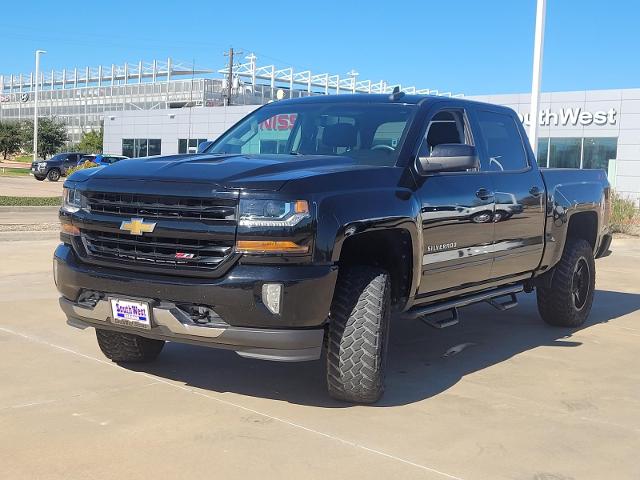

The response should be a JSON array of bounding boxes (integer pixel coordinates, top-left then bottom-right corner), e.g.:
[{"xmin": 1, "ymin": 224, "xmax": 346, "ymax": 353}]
[{"xmin": 120, "ymin": 218, "xmax": 157, "ymax": 236}]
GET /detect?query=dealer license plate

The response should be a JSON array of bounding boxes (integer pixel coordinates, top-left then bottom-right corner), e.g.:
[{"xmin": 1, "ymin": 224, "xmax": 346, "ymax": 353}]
[{"xmin": 110, "ymin": 298, "xmax": 151, "ymax": 330}]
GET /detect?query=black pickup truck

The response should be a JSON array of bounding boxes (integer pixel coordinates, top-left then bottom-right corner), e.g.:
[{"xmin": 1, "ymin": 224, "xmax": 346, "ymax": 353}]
[{"xmin": 55, "ymin": 94, "xmax": 612, "ymax": 403}]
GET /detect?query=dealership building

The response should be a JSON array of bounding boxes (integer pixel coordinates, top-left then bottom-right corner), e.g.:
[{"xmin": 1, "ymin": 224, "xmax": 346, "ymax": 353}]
[{"xmin": 2, "ymin": 57, "xmax": 639, "ymax": 203}]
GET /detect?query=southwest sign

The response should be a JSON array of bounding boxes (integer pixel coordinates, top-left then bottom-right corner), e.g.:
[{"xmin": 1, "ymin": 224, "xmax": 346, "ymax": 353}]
[{"xmin": 518, "ymin": 107, "xmax": 617, "ymax": 127}]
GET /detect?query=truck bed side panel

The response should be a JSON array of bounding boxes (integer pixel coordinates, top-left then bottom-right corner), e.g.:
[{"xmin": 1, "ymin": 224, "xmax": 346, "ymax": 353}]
[{"xmin": 538, "ymin": 168, "xmax": 610, "ymax": 272}]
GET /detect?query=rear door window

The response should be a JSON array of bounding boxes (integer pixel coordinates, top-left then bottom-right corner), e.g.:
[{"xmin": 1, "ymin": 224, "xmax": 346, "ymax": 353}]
[{"xmin": 476, "ymin": 110, "xmax": 529, "ymax": 172}]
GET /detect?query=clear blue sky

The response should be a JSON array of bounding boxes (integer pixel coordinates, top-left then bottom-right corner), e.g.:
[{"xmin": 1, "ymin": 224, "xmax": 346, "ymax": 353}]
[{"xmin": 1, "ymin": 0, "xmax": 638, "ymax": 95}]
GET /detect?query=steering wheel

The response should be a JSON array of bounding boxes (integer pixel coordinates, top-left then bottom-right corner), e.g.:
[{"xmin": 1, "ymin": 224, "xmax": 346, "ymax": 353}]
[{"xmin": 371, "ymin": 144, "xmax": 396, "ymax": 152}]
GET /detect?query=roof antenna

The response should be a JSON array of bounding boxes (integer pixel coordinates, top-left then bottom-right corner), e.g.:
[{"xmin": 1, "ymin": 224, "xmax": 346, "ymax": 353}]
[{"xmin": 389, "ymin": 86, "xmax": 405, "ymax": 101}]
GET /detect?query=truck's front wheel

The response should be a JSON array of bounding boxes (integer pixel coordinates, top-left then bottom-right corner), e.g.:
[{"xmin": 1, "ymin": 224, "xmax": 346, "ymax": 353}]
[
  {"xmin": 326, "ymin": 266, "xmax": 391, "ymax": 403},
  {"xmin": 96, "ymin": 329, "xmax": 165, "ymax": 362},
  {"xmin": 536, "ymin": 238, "xmax": 595, "ymax": 327}
]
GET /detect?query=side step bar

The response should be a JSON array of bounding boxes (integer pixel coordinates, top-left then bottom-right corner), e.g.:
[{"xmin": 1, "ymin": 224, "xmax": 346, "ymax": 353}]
[{"xmin": 403, "ymin": 284, "xmax": 524, "ymax": 325}]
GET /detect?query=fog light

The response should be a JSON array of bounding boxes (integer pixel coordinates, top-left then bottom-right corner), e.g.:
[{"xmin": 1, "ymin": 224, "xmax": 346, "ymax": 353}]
[{"xmin": 262, "ymin": 283, "xmax": 282, "ymax": 315}]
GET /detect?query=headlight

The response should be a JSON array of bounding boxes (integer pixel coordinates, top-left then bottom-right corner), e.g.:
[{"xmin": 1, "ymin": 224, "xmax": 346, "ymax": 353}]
[
  {"xmin": 239, "ymin": 199, "xmax": 310, "ymax": 227},
  {"xmin": 62, "ymin": 187, "xmax": 85, "ymax": 213}
]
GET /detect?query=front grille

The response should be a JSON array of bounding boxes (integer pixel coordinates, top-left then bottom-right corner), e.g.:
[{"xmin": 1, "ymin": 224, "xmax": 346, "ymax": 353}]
[
  {"xmin": 87, "ymin": 192, "xmax": 236, "ymax": 221},
  {"xmin": 78, "ymin": 191, "xmax": 238, "ymax": 276},
  {"xmin": 82, "ymin": 230, "xmax": 233, "ymax": 270}
]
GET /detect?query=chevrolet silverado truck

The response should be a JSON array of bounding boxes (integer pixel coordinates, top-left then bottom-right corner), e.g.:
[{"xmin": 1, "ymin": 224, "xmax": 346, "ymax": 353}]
[{"xmin": 55, "ymin": 93, "xmax": 612, "ymax": 403}]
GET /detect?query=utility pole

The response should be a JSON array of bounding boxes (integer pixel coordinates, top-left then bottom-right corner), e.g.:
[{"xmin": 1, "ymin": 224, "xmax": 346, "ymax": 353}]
[
  {"xmin": 223, "ymin": 47, "xmax": 242, "ymax": 106},
  {"xmin": 33, "ymin": 49, "xmax": 46, "ymax": 162},
  {"xmin": 224, "ymin": 48, "xmax": 234, "ymax": 106},
  {"xmin": 529, "ymin": 0, "xmax": 546, "ymax": 157}
]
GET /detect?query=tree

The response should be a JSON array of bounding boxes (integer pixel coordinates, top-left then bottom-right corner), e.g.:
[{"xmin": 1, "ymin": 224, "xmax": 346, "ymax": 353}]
[
  {"xmin": 78, "ymin": 129, "xmax": 103, "ymax": 154},
  {"xmin": 0, "ymin": 121, "xmax": 22, "ymax": 160},
  {"xmin": 20, "ymin": 118, "xmax": 69, "ymax": 159}
]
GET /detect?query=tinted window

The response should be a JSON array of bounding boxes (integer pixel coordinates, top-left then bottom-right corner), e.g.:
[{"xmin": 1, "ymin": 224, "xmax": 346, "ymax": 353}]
[
  {"xmin": 477, "ymin": 110, "xmax": 528, "ymax": 171},
  {"xmin": 549, "ymin": 138, "xmax": 581, "ymax": 168},
  {"xmin": 582, "ymin": 137, "xmax": 617, "ymax": 169},
  {"xmin": 148, "ymin": 139, "xmax": 161, "ymax": 156},
  {"xmin": 122, "ymin": 139, "xmax": 134, "ymax": 158},
  {"xmin": 419, "ymin": 110, "xmax": 468, "ymax": 157},
  {"xmin": 208, "ymin": 103, "xmax": 416, "ymax": 167}
]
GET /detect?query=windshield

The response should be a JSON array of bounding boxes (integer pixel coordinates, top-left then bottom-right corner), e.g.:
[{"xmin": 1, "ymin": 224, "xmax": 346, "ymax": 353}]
[{"xmin": 206, "ymin": 102, "xmax": 416, "ymax": 167}]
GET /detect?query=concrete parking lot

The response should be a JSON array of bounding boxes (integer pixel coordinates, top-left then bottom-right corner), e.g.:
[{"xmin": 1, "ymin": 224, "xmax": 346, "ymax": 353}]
[
  {"xmin": 1, "ymin": 208, "xmax": 639, "ymax": 480},
  {"xmin": 0, "ymin": 176, "xmax": 64, "ymax": 197}
]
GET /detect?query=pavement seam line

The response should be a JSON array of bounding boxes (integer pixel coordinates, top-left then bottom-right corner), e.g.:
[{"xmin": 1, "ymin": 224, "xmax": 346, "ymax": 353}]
[{"xmin": 0, "ymin": 325, "xmax": 465, "ymax": 480}]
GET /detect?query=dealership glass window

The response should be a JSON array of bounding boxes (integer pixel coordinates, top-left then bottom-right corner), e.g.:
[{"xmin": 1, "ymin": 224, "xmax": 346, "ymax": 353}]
[
  {"xmin": 122, "ymin": 138, "xmax": 162, "ymax": 158},
  {"xmin": 134, "ymin": 139, "xmax": 148, "ymax": 158},
  {"xmin": 548, "ymin": 138, "xmax": 582, "ymax": 168},
  {"xmin": 582, "ymin": 137, "xmax": 617, "ymax": 170},
  {"xmin": 178, "ymin": 138, "xmax": 208, "ymax": 154},
  {"xmin": 537, "ymin": 138, "xmax": 549, "ymax": 167},
  {"xmin": 148, "ymin": 139, "xmax": 162, "ymax": 156},
  {"xmin": 122, "ymin": 138, "xmax": 134, "ymax": 158}
]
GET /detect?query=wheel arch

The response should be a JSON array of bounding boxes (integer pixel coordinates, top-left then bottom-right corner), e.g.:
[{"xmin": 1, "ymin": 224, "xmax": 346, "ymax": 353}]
[{"xmin": 334, "ymin": 226, "xmax": 418, "ymax": 310}]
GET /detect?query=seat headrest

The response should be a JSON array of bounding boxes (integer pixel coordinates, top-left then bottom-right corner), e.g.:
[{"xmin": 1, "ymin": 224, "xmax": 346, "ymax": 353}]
[
  {"xmin": 322, "ymin": 123, "xmax": 357, "ymax": 148},
  {"xmin": 427, "ymin": 122, "xmax": 461, "ymax": 146}
]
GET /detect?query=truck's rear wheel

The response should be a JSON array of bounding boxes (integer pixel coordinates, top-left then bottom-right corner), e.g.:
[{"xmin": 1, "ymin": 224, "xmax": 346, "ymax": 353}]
[
  {"xmin": 95, "ymin": 329, "xmax": 165, "ymax": 362},
  {"xmin": 537, "ymin": 238, "xmax": 595, "ymax": 327},
  {"xmin": 326, "ymin": 266, "xmax": 391, "ymax": 403}
]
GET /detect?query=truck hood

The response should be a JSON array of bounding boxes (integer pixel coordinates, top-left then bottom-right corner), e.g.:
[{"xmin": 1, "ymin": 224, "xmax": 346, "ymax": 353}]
[{"xmin": 69, "ymin": 153, "xmax": 375, "ymax": 191}]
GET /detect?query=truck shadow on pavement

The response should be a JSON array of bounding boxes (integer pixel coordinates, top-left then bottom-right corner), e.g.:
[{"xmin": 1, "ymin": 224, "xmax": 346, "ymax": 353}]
[{"xmin": 123, "ymin": 289, "xmax": 640, "ymax": 407}]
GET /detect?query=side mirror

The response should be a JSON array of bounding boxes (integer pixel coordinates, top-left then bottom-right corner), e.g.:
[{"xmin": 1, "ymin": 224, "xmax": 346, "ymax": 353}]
[
  {"xmin": 417, "ymin": 144, "xmax": 479, "ymax": 174},
  {"xmin": 196, "ymin": 141, "xmax": 214, "ymax": 153}
]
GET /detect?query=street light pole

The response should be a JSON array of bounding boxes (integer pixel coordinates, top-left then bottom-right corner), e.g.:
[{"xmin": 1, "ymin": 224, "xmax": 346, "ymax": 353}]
[
  {"xmin": 33, "ymin": 49, "xmax": 46, "ymax": 162},
  {"xmin": 529, "ymin": 0, "xmax": 546, "ymax": 158}
]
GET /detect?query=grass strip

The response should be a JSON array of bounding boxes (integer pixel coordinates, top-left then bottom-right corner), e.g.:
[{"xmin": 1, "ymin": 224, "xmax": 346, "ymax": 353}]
[{"xmin": 0, "ymin": 196, "xmax": 61, "ymax": 206}]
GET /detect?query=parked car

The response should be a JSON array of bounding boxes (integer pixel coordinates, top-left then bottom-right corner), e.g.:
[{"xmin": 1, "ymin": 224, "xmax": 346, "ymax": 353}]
[
  {"xmin": 78, "ymin": 154, "xmax": 97, "ymax": 164},
  {"xmin": 55, "ymin": 94, "xmax": 612, "ymax": 403},
  {"xmin": 79, "ymin": 154, "xmax": 129, "ymax": 167},
  {"xmin": 31, "ymin": 152, "xmax": 86, "ymax": 181}
]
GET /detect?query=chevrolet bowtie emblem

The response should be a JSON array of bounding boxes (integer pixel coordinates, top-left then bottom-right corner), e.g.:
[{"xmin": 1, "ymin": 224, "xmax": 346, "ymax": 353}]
[{"xmin": 120, "ymin": 218, "xmax": 156, "ymax": 236}]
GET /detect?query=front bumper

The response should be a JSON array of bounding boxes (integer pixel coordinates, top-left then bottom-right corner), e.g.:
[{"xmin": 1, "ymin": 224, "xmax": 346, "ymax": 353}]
[
  {"xmin": 54, "ymin": 243, "xmax": 338, "ymax": 361},
  {"xmin": 61, "ymin": 297, "xmax": 324, "ymax": 361}
]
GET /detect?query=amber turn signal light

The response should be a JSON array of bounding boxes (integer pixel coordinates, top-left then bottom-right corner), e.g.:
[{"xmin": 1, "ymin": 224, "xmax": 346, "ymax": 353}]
[
  {"xmin": 60, "ymin": 223, "xmax": 80, "ymax": 236},
  {"xmin": 236, "ymin": 240, "xmax": 309, "ymax": 254},
  {"xmin": 294, "ymin": 200, "xmax": 309, "ymax": 214}
]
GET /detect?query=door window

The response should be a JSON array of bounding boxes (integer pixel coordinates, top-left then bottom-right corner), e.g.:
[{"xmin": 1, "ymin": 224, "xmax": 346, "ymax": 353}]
[
  {"xmin": 476, "ymin": 110, "xmax": 528, "ymax": 172},
  {"xmin": 418, "ymin": 110, "xmax": 471, "ymax": 157}
]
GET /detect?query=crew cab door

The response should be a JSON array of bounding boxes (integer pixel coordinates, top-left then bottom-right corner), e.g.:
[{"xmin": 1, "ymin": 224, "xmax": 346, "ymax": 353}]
[
  {"xmin": 414, "ymin": 106, "xmax": 495, "ymax": 296},
  {"xmin": 472, "ymin": 107, "xmax": 546, "ymax": 278}
]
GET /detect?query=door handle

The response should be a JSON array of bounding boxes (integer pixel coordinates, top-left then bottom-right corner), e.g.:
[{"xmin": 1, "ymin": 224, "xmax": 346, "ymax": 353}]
[
  {"xmin": 475, "ymin": 188, "xmax": 494, "ymax": 200},
  {"xmin": 529, "ymin": 186, "xmax": 542, "ymax": 197}
]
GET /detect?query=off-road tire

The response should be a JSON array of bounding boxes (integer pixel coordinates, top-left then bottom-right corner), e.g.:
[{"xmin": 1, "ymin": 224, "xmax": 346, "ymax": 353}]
[
  {"xmin": 327, "ymin": 266, "xmax": 391, "ymax": 403},
  {"xmin": 47, "ymin": 168, "xmax": 61, "ymax": 182},
  {"xmin": 96, "ymin": 329, "xmax": 165, "ymax": 362},
  {"xmin": 537, "ymin": 238, "xmax": 595, "ymax": 327}
]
